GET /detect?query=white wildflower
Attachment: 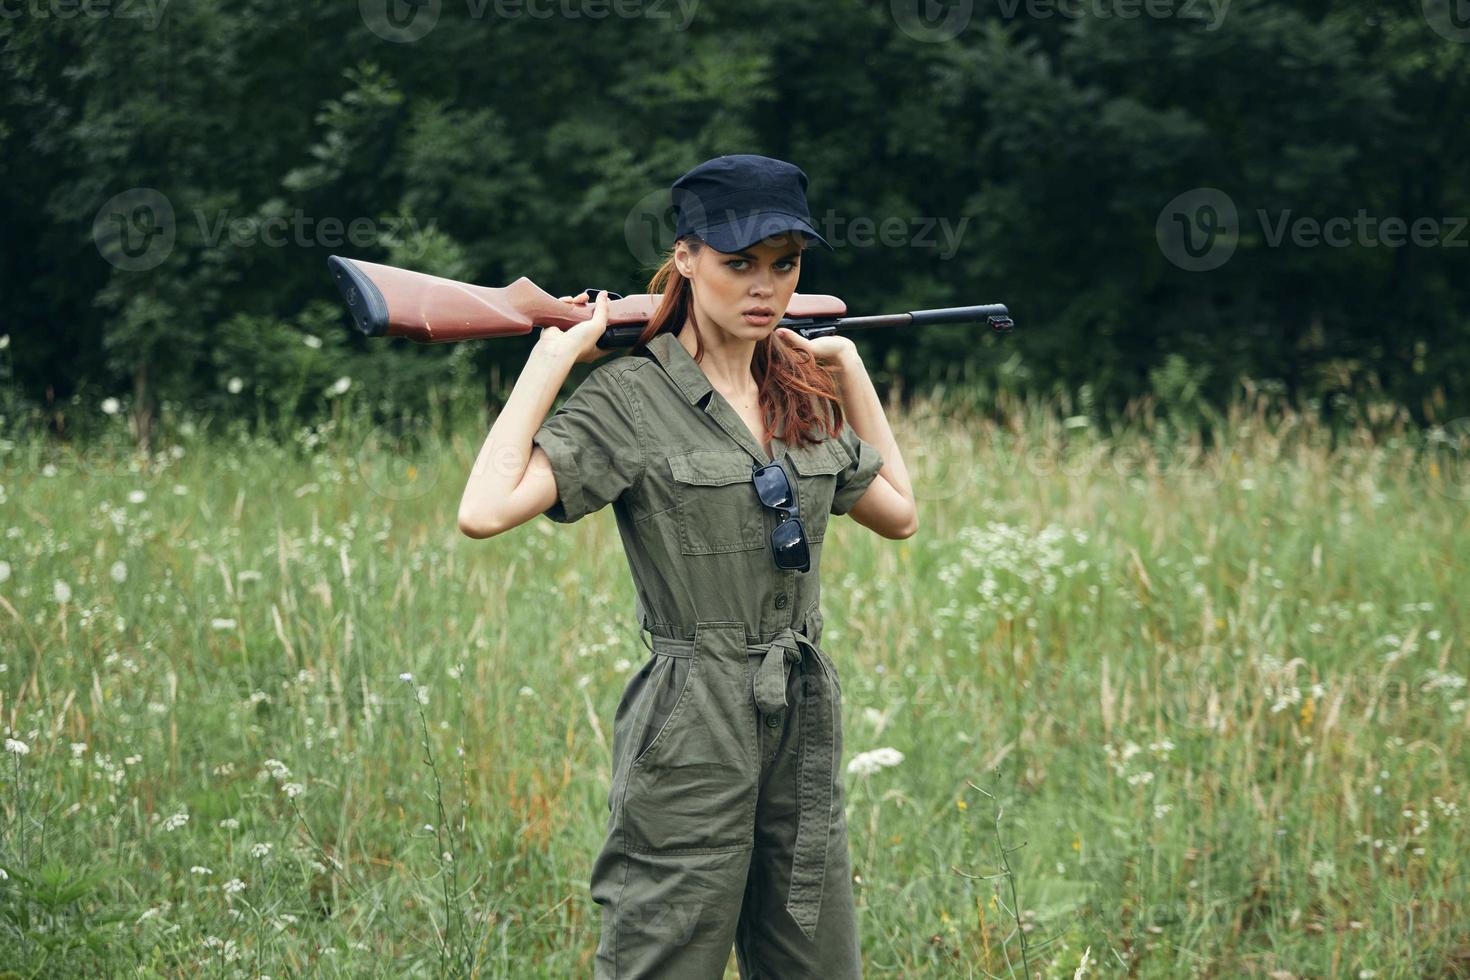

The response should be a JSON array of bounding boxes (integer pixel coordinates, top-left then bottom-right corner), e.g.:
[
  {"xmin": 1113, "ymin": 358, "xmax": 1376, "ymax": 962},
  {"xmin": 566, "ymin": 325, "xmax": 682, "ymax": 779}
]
[
  {"xmin": 127, "ymin": 490, "xmax": 147, "ymax": 504},
  {"xmin": 226, "ymin": 377, "xmax": 244, "ymax": 394},
  {"xmin": 210, "ymin": 618, "xmax": 237, "ymax": 630},
  {"xmin": 190, "ymin": 866, "xmax": 212, "ymax": 875},
  {"xmin": 4, "ymin": 738, "xmax": 28, "ymax": 755},
  {"xmin": 219, "ymin": 818, "xmax": 240, "ymax": 830},
  {"xmin": 325, "ymin": 376, "xmax": 351, "ymax": 397},
  {"xmin": 161, "ymin": 810, "xmax": 189, "ymax": 832},
  {"xmin": 0, "ymin": 560, "xmax": 9, "ymax": 583},
  {"xmin": 222, "ymin": 878, "xmax": 246, "ymax": 895},
  {"xmin": 53, "ymin": 579, "xmax": 72, "ymax": 603},
  {"xmin": 302, "ymin": 334, "xmax": 322, "ymax": 349},
  {"xmin": 110, "ymin": 561, "xmax": 128, "ymax": 583},
  {"xmin": 846, "ymin": 747, "xmax": 904, "ymax": 777},
  {"xmin": 250, "ymin": 841, "xmax": 272, "ymax": 858},
  {"xmin": 399, "ymin": 671, "xmax": 414, "ymax": 684},
  {"xmin": 282, "ymin": 782, "xmax": 304, "ymax": 799},
  {"xmin": 101, "ymin": 397, "xmax": 121, "ymax": 415}
]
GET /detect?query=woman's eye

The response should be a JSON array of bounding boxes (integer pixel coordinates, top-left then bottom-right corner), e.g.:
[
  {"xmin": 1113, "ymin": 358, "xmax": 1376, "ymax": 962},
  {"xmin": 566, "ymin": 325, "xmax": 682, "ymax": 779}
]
[{"xmin": 726, "ymin": 259, "xmax": 799, "ymax": 271}]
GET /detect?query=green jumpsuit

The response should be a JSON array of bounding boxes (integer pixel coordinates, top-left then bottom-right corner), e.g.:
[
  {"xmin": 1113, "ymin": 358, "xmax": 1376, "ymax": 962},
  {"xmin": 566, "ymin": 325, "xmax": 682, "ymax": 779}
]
[{"xmin": 532, "ymin": 328, "xmax": 885, "ymax": 979}]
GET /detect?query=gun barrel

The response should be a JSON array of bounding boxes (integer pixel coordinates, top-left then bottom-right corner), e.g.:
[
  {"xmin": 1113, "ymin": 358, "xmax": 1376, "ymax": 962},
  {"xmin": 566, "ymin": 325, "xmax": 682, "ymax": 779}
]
[{"xmin": 781, "ymin": 303, "xmax": 1014, "ymax": 338}]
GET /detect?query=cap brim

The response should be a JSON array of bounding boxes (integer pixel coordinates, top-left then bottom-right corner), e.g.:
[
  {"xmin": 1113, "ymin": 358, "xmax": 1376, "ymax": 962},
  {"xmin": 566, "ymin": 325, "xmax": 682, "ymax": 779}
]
[{"xmin": 699, "ymin": 211, "xmax": 833, "ymax": 252}]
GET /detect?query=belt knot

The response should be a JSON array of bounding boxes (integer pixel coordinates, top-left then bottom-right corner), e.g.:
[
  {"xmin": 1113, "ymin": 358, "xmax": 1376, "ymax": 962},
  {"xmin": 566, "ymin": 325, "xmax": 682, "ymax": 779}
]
[{"xmin": 752, "ymin": 626, "xmax": 819, "ymax": 715}]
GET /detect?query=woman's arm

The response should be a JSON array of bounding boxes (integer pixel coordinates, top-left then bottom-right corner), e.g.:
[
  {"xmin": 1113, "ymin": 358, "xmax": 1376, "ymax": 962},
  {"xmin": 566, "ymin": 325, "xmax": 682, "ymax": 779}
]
[
  {"xmin": 457, "ymin": 294, "xmax": 610, "ymax": 538},
  {"xmin": 830, "ymin": 348, "xmax": 919, "ymax": 539}
]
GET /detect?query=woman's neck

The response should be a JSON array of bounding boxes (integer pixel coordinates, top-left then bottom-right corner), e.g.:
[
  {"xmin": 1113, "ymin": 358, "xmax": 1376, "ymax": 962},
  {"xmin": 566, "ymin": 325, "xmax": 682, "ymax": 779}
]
[{"xmin": 678, "ymin": 323, "xmax": 759, "ymax": 398}]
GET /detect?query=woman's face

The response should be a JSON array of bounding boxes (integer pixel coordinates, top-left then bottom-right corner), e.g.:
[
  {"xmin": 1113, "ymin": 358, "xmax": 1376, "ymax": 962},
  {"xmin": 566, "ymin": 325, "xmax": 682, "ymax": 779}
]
[{"xmin": 676, "ymin": 233, "xmax": 805, "ymax": 342}]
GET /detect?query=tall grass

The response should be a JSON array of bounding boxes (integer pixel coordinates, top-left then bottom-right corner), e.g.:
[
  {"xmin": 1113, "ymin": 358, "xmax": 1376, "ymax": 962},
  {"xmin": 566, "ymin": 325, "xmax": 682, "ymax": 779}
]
[{"xmin": 1, "ymin": 383, "xmax": 1467, "ymax": 977}]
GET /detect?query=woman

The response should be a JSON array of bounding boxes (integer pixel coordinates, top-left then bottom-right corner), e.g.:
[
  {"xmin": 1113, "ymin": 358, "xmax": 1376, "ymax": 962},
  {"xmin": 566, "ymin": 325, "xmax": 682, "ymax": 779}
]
[{"xmin": 458, "ymin": 154, "xmax": 917, "ymax": 978}]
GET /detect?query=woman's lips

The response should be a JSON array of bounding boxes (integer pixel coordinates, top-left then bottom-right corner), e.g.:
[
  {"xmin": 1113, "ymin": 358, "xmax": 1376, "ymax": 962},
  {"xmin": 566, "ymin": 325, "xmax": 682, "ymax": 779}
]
[{"xmin": 742, "ymin": 312, "xmax": 774, "ymax": 325}]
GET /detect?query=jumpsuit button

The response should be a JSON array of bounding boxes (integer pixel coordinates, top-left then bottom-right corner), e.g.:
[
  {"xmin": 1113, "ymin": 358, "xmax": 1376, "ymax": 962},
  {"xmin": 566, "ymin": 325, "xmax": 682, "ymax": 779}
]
[
  {"xmin": 766, "ymin": 713, "xmax": 782, "ymax": 728},
  {"xmin": 774, "ymin": 592, "xmax": 789, "ymax": 609}
]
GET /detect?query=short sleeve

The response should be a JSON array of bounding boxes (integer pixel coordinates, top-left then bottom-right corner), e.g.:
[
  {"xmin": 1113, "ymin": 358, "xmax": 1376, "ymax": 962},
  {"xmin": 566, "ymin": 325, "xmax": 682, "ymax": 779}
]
[
  {"xmin": 829, "ymin": 420, "xmax": 884, "ymax": 515},
  {"xmin": 532, "ymin": 366, "xmax": 645, "ymax": 524}
]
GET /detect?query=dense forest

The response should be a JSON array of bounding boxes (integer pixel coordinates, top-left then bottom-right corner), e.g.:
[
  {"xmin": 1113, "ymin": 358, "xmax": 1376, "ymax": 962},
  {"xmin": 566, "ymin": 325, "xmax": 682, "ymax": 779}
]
[{"xmin": 2, "ymin": 0, "xmax": 1466, "ymax": 443}]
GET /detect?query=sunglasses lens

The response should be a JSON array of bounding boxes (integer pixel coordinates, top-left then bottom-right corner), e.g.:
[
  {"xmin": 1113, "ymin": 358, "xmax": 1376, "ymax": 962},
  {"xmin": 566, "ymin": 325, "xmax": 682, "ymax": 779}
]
[
  {"xmin": 753, "ymin": 464, "xmax": 794, "ymax": 509},
  {"xmin": 771, "ymin": 516, "xmax": 809, "ymax": 571}
]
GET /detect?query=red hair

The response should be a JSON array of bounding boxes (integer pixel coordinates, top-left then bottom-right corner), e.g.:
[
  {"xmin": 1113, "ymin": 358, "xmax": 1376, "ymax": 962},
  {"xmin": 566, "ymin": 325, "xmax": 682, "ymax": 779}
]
[{"xmin": 637, "ymin": 235, "xmax": 847, "ymax": 451}]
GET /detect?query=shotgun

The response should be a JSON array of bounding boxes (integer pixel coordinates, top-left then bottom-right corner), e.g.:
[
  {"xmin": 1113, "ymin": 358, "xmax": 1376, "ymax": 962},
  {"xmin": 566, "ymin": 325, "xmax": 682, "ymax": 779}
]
[{"xmin": 327, "ymin": 255, "xmax": 1014, "ymax": 349}]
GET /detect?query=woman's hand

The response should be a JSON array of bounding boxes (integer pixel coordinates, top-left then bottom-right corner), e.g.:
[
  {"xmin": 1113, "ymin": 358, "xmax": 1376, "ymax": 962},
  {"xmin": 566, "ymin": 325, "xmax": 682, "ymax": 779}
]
[
  {"xmin": 774, "ymin": 327, "xmax": 858, "ymax": 374},
  {"xmin": 534, "ymin": 291, "xmax": 613, "ymax": 365}
]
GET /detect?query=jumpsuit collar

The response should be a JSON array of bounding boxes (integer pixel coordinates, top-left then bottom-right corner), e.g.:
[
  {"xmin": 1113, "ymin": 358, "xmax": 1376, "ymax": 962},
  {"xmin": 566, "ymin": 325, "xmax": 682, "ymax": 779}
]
[{"xmin": 642, "ymin": 330, "xmax": 784, "ymax": 467}]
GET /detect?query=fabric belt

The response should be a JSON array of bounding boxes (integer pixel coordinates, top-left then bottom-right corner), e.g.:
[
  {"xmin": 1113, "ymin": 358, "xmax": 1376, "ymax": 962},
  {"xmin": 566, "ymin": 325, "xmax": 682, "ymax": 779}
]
[{"xmin": 750, "ymin": 624, "xmax": 834, "ymax": 943}]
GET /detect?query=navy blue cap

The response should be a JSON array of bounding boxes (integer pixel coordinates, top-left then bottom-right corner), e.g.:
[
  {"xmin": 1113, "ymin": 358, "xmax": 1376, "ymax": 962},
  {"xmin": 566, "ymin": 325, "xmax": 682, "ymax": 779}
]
[{"xmin": 670, "ymin": 154, "xmax": 833, "ymax": 253}]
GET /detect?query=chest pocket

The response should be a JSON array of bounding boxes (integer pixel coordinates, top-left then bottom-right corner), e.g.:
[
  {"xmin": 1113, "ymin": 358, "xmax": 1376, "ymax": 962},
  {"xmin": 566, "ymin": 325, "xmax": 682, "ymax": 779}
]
[
  {"xmin": 785, "ymin": 439, "xmax": 847, "ymax": 544},
  {"xmin": 667, "ymin": 450, "xmax": 767, "ymax": 555}
]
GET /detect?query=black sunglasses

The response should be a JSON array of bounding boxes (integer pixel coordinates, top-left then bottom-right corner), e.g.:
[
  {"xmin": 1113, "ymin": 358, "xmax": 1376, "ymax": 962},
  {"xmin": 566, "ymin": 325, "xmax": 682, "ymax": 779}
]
[{"xmin": 751, "ymin": 460, "xmax": 810, "ymax": 573}]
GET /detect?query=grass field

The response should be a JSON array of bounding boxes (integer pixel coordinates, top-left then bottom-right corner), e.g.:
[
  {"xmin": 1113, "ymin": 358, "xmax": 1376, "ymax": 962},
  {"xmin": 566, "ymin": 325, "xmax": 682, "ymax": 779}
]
[{"xmin": 2, "ymin": 388, "xmax": 1467, "ymax": 977}]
